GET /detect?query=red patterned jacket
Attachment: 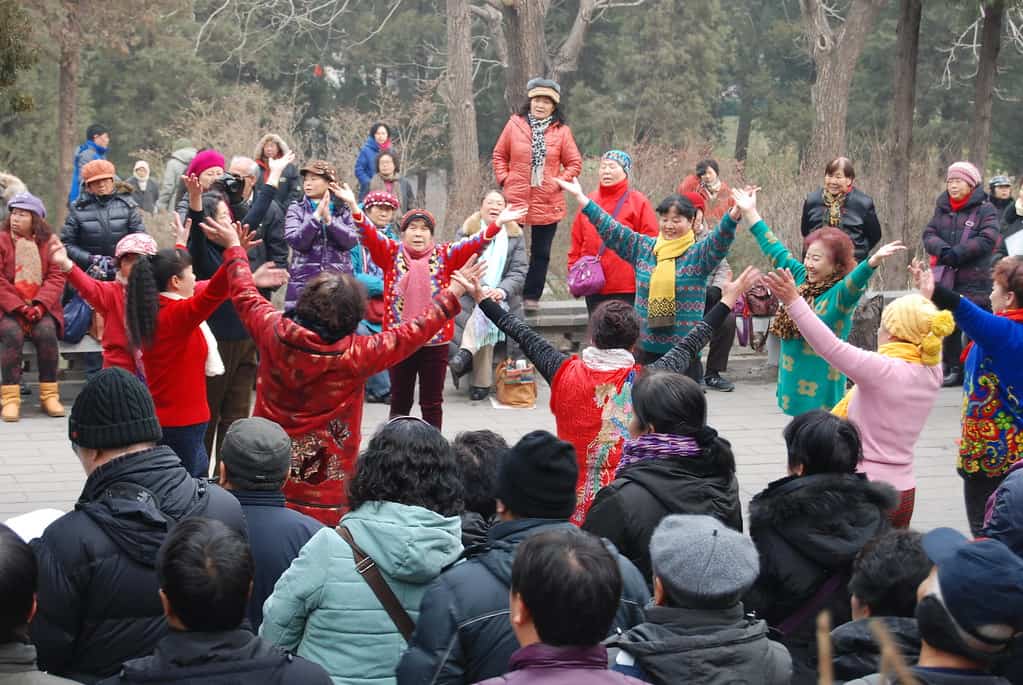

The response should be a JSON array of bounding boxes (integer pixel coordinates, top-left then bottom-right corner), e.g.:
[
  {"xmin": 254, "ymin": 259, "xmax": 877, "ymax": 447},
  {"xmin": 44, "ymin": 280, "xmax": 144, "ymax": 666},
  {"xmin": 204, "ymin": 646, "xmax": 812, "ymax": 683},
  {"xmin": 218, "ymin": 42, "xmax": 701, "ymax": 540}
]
[{"xmin": 223, "ymin": 245, "xmax": 461, "ymax": 524}]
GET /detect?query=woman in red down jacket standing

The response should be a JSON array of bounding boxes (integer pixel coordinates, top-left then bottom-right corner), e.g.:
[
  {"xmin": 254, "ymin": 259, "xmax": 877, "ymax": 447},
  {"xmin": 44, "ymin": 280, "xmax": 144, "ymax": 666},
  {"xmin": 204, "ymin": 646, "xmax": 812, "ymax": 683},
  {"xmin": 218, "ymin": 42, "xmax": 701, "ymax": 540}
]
[
  {"xmin": 568, "ymin": 150, "xmax": 659, "ymax": 315},
  {"xmin": 493, "ymin": 77, "xmax": 582, "ymax": 311}
]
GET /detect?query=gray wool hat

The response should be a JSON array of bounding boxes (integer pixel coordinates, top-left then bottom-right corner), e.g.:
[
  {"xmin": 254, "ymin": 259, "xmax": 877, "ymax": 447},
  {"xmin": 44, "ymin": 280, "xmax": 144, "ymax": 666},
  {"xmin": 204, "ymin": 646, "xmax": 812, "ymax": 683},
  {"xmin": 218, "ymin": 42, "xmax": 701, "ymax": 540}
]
[
  {"xmin": 650, "ymin": 514, "xmax": 760, "ymax": 609},
  {"xmin": 220, "ymin": 417, "xmax": 292, "ymax": 490}
]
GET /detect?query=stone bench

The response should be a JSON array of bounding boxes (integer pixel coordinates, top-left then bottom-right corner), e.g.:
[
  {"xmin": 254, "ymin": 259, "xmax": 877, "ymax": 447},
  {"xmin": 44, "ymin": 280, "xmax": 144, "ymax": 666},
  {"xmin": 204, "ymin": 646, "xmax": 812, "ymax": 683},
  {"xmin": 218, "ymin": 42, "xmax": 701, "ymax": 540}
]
[{"xmin": 23, "ymin": 337, "xmax": 103, "ymax": 355}]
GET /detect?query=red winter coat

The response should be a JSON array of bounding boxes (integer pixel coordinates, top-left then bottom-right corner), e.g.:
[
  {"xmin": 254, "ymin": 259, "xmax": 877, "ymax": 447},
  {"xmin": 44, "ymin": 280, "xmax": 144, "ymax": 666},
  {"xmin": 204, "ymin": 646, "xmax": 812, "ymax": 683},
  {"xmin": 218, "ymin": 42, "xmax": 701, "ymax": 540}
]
[
  {"xmin": 678, "ymin": 174, "xmax": 735, "ymax": 225},
  {"xmin": 492, "ymin": 115, "xmax": 582, "ymax": 226},
  {"xmin": 66, "ymin": 268, "xmax": 133, "ymax": 372},
  {"xmin": 143, "ymin": 266, "xmax": 231, "ymax": 428},
  {"xmin": 223, "ymin": 245, "xmax": 461, "ymax": 525},
  {"xmin": 0, "ymin": 230, "xmax": 66, "ymax": 335},
  {"xmin": 567, "ymin": 180, "xmax": 659, "ymax": 295},
  {"xmin": 354, "ymin": 212, "xmax": 498, "ymax": 345}
]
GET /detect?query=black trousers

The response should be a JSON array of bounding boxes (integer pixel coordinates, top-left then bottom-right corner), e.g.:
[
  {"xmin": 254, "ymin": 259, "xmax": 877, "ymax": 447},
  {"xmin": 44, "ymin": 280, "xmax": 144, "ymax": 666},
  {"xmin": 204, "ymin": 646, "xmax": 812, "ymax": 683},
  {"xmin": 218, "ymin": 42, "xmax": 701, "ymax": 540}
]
[
  {"xmin": 704, "ymin": 286, "xmax": 736, "ymax": 376},
  {"xmin": 963, "ymin": 476, "xmax": 1002, "ymax": 537},
  {"xmin": 523, "ymin": 223, "xmax": 558, "ymax": 301}
]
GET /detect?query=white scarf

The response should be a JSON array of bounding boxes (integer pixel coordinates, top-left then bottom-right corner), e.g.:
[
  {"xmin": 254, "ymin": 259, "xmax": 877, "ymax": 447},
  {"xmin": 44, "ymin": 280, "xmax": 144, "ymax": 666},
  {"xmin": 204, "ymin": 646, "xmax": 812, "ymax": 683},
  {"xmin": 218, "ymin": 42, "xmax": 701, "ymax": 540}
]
[
  {"xmin": 466, "ymin": 221, "xmax": 511, "ymax": 349},
  {"xmin": 581, "ymin": 346, "xmax": 635, "ymax": 371},
  {"xmin": 160, "ymin": 291, "xmax": 225, "ymax": 376}
]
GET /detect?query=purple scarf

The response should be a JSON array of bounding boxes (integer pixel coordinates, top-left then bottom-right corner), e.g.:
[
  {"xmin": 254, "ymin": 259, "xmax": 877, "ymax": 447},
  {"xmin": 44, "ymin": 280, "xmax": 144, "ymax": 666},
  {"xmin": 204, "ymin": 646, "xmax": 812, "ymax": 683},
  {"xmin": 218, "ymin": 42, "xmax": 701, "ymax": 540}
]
[{"xmin": 615, "ymin": 432, "xmax": 703, "ymax": 475}]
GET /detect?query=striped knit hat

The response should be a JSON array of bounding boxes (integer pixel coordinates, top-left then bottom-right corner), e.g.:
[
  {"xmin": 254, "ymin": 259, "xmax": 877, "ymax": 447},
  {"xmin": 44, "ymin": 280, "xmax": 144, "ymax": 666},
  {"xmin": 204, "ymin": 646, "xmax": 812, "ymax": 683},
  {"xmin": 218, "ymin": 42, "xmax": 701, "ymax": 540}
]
[
  {"xmin": 602, "ymin": 150, "xmax": 633, "ymax": 177},
  {"xmin": 946, "ymin": 161, "xmax": 982, "ymax": 188}
]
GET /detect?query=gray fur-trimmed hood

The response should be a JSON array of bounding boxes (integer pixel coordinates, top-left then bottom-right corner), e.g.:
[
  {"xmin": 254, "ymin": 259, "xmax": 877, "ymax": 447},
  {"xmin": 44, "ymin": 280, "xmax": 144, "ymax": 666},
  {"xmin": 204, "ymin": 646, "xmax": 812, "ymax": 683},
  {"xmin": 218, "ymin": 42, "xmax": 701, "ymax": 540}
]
[{"xmin": 253, "ymin": 133, "xmax": 292, "ymax": 162}]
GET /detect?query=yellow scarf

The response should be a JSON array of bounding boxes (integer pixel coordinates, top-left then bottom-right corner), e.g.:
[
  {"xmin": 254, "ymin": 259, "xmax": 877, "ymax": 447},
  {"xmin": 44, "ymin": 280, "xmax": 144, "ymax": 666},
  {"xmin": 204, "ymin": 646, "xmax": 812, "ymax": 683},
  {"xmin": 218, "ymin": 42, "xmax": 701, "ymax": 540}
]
[
  {"xmin": 648, "ymin": 233, "xmax": 695, "ymax": 329},
  {"xmin": 831, "ymin": 342, "xmax": 923, "ymax": 418}
]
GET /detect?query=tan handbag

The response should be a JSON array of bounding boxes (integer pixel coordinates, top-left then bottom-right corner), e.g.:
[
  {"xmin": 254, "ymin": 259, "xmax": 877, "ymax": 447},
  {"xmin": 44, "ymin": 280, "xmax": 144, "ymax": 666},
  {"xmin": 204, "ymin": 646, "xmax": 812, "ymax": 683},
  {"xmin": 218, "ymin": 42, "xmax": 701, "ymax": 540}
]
[{"xmin": 495, "ymin": 359, "xmax": 537, "ymax": 408}]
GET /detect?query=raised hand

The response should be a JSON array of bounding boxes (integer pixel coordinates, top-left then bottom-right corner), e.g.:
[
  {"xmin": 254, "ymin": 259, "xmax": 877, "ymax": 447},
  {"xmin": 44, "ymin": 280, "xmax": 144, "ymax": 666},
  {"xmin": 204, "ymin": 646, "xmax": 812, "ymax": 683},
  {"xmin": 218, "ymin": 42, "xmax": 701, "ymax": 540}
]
[
  {"xmin": 182, "ymin": 173, "xmax": 203, "ymax": 198},
  {"xmin": 199, "ymin": 216, "xmax": 241, "ymax": 248},
  {"xmin": 449, "ymin": 255, "xmax": 488, "ymax": 299},
  {"xmin": 48, "ymin": 236, "xmax": 74, "ymax": 272},
  {"xmin": 720, "ymin": 265, "xmax": 762, "ymax": 309},
  {"xmin": 763, "ymin": 268, "xmax": 800, "ymax": 305},
  {"xmin": 909, "ymin": 259, "xmax": 935, "ymax": 300},
  {"xmin": 867, "ymin": 241, "xmax": 908, "ymax": 269},
  {"xmin": 173, "ymin": 214, "xmax": 191, "ymax": 246},
  {"xmin": 236, "ymin": 223, "xmax": 262, "ymax": 252},
  {"xmin": 496, "ymin": 205, "xmax": 527, "ymax": 226},
  {"xmin": 554, "ymin": 177, "xmax": 588, "ymax": 205},
  {"xmin": 731, "ymin": 186, "xmax": 758, "ymax": 214},
  {"xmin": 332, "ymin": 182, "xmax": 357, "ymax": 209},
  {"xmin": 251, "ymin": 262, "xmax": 290, "ymax": 289},
  {"xmin": 267, "ymin": 151, "xmax": 295, "ymax": 175}
]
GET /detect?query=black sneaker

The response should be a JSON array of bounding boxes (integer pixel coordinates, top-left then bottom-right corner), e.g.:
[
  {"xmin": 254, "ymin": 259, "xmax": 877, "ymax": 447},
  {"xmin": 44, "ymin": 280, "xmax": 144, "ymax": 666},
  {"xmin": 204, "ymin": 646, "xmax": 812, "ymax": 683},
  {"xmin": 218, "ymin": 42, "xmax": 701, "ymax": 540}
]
[
  {"xmin": 704, "ymin": 374, "xmax": 735, "ymax": 392},
  {"xmin": 469, "ymin": 386, "xmax": 489, "ymax": 401}
]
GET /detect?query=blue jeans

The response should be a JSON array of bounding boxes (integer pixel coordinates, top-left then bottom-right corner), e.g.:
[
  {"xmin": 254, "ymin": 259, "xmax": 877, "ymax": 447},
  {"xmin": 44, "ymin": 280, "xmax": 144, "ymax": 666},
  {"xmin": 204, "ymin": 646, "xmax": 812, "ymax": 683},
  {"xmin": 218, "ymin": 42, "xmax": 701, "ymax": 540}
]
[
  {"xmin": 161, "ymin": 422, "xmax": 210, "ymax": 478},
  {"xmin": 357, "ymin": 322, "xmax": 391, "ymax": 398}
]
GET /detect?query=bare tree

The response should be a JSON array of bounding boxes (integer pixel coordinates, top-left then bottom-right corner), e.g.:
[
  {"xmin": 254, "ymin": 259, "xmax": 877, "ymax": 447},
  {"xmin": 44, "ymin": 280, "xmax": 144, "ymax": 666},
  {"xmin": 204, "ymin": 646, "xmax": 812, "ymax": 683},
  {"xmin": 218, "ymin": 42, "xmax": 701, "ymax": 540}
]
[
  {"xmin": 885, "ymin": 0, "xmax": 921, "ymax": 286},
  {"xmin": 798, "ymin": 0, "xmax": 887, "ymax": 176},
  {"xmin": 970, "ymin": 0, "xmax": 1005, "ymax": 173},
  {"xmin": 443, "ymin": 0, "xmax": 481, "ymax": 224},
  {"xmin": 478, "ymin": 0, "xmax": 644, "ymax": 113}
]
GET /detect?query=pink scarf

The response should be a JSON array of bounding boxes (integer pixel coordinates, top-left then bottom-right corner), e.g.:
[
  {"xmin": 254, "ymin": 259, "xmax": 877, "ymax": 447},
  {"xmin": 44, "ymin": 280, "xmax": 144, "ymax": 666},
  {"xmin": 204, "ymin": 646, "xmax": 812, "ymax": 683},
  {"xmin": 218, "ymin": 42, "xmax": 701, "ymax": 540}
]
[{"xmin": 397, "ymin": 244, "xmax": 434, "ymax": 323}]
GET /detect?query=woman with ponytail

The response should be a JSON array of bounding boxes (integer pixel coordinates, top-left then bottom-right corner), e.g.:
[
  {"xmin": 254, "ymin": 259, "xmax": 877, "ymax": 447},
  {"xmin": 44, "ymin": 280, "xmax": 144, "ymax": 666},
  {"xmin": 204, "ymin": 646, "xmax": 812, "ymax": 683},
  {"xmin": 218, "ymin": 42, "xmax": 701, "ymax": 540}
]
[
  {"xmin": 582, "ymin": 368, "xmax": 742, "ymax": 586},
  {"xmin": 763, "ymin": 268, "xmax": 953, "ymax": 528}
]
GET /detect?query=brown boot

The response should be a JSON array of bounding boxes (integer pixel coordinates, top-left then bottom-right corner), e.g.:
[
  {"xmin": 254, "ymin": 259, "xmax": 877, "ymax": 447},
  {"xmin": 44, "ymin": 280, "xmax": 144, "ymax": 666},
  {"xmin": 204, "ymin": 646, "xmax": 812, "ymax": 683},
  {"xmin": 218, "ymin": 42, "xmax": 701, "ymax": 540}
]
[
  {"xmin": 1, "ymin": 385, "xmax": 20, "ymax": 422},
  {"xmin": 39, "ymin": 382, "xmax": 65, "ymax": 417}
]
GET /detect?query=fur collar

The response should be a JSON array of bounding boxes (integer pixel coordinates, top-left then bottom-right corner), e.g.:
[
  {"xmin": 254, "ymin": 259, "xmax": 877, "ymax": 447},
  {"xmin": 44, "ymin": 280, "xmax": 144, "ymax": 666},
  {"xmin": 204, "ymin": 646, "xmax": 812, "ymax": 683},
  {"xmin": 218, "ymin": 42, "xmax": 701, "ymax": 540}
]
[
  {"xmin": 461, "ymin": 211, "xmax": 522, "ymax": 237},
  {"xmin": 253, "ymin": 133, "xmax": 292, "ymax": 162},
  {"xmin": 749, "ymin": 473, "xmax": 898, "ymax": 529}
]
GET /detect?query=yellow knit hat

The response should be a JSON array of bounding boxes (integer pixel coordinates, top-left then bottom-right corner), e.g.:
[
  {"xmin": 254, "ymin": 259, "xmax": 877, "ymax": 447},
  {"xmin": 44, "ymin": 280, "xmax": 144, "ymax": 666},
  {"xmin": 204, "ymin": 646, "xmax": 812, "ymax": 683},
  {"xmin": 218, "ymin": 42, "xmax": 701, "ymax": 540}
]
[{"xmin": 881, "ymin": 294, "xmax": 955, "ymax": 366}]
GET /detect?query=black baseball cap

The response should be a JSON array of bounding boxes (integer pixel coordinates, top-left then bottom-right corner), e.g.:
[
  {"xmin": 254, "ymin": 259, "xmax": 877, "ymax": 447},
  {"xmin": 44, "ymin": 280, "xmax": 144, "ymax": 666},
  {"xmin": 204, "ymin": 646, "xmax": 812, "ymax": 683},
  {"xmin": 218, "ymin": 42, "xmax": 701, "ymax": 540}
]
[{"xmin": 922, "ymin": 527, "xmax": 1023, "ymax": 647}]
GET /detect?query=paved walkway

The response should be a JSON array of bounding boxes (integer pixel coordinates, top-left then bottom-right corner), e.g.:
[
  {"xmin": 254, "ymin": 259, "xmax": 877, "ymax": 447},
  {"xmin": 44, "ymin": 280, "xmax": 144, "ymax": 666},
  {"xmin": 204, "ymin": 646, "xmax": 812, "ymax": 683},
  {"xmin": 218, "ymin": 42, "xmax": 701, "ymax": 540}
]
[{"xmin": 0, "ymin": 376, "xmax": 969, "ymax": 533}]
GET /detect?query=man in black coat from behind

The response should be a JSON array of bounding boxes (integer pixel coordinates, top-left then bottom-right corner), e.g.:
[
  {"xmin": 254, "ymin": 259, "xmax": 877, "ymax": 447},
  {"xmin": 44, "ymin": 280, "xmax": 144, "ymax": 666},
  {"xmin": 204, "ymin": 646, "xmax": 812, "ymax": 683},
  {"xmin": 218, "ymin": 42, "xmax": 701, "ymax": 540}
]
[
  {"xmin": 30, "ymin": 369, "xmax": 246, "ymax": 683},
  {"xmin": 397, "ymin": 430, "xmax": 649, "ymax": 685},
  {"xmin": 97, "ymin": 518, "xmax": 331, "ymax": 685},
  {"xmin": 217, "ymin": 417, "xmax": 322, "ymax": 630}
]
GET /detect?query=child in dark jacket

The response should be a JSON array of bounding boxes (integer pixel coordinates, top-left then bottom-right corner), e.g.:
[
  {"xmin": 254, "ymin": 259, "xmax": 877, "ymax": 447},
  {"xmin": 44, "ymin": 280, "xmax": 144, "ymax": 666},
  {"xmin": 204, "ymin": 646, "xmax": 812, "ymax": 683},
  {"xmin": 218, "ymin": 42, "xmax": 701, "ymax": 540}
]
[{"xmin": 608, "ymin": 515, "xmax": 791, "ymax": 685}]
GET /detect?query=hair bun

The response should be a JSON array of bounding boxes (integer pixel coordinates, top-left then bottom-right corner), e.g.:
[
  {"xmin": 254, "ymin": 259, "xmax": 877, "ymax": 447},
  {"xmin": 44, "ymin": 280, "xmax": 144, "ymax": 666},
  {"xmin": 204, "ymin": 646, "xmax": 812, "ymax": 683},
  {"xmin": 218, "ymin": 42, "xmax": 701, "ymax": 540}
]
[{"xmin": 695, "ymin": 425, "xmax": 719, "ymax": 447}]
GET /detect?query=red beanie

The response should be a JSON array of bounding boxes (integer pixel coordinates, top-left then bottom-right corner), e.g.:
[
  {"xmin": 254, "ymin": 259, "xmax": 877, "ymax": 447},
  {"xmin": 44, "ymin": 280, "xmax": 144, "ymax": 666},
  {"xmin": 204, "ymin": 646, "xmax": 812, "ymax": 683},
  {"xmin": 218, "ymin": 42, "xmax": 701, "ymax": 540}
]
[
  {"xmin": 682, "ymin": 191, "xmax": 706, "ymax": 213},
  {"xmin": 186, "ymin": 149, "xmax": 226, "ymax": 178}
]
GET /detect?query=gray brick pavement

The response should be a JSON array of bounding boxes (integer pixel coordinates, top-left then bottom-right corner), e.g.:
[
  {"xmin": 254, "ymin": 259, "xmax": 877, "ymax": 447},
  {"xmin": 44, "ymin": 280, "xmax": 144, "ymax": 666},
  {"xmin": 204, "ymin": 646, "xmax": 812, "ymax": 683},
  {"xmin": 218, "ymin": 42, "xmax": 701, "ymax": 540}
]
[{"xmin": 0, "ymin": 377, "xmax": 969, "ymax": 533}]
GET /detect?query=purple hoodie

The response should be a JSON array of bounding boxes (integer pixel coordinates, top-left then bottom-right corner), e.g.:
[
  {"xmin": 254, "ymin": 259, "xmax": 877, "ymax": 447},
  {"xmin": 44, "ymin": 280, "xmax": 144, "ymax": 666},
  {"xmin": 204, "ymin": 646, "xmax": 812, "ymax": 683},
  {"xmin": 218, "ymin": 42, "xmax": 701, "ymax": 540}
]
[
  {"xmin": 472, "ymin": 643, "xmax": 646, "ymax": 685},
  {"xmin": 284, "ymin": 197, "xmax": 358, "ymax": 310}
]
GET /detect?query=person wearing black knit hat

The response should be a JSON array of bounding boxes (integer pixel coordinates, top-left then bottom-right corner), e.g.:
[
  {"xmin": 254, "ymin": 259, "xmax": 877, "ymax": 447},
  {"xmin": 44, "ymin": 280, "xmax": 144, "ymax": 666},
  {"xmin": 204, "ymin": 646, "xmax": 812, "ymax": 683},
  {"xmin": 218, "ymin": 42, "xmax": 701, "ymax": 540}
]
[
  {"xmin": 28, "ymin": 368, "xmax": 245, "ymax": 683},
  {"xmin": 398, "ymin": 430, "xmax": 650, "ymax": 685}
]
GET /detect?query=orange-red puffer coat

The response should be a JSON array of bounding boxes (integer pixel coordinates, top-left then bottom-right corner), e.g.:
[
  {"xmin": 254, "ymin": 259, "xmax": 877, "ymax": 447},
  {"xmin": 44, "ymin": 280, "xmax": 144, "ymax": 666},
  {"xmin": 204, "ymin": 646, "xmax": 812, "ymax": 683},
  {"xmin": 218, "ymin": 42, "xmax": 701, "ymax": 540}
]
[{"xmin": 492, "ymin": 115, "xmax": 582, "ymax": 227}]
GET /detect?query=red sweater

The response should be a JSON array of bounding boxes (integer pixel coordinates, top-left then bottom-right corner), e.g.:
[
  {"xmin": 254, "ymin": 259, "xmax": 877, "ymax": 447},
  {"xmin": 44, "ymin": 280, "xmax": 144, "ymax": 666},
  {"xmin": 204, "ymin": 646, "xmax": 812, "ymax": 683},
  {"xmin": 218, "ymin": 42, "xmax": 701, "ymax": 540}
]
[
  {"xmin": 567, "ymin": 180, "xmax": 659, "ymax": 295},
  {"xmin": 143, "ymin": 265, "xmax": 231, "ymax": 427},
  {"xmin": 354, "ymin": 213, "xmax": 498, "ymax": 345},
  {"xmin": 66, "ymin": 267, "xmax": 133, "ymax": 372},
  {"xmin": 678, "ymin": 174, "xmax": 735, "ymax": 224},
  {"xmin": 551, "ymin": 356, "xmax": 641, "ymax": 525},
  {"xmin": 222, "ymin": 245, "xmax": 461, "ymax": 525}
]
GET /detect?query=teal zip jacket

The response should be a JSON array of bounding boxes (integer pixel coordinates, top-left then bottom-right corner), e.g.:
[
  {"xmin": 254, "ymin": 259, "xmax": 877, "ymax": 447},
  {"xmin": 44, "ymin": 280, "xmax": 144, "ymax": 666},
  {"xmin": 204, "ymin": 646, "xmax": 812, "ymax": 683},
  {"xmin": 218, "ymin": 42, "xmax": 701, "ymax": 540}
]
[{"xmin": 260, "ymin": 501, "xmax": 463, "ymax": 685}]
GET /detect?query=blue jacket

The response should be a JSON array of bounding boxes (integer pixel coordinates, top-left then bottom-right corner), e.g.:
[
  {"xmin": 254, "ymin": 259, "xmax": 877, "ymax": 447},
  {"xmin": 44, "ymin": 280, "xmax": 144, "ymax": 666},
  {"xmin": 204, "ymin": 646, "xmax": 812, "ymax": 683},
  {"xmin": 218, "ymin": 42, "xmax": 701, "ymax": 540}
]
[
  {"xmin": 934, "ymin": 285, "xmax": 1023, "ymax": 478},
  {"xmin": 260, "ymin": 501, "xmax": 463, "ymax": 685},
  {"xmin": 355, "ymin": 137, "xmax": 382, "ymax": 198},
  {"xmin": 232, "ymin": 490, "xmax": 323, "ymax": 631},
  {"xmin": 350, "ymin": 222, "xmax": 398, "ymax": 333},
  {"xmin": 69, "ymin": 140, "xmax": 107, "ymax": 205}
]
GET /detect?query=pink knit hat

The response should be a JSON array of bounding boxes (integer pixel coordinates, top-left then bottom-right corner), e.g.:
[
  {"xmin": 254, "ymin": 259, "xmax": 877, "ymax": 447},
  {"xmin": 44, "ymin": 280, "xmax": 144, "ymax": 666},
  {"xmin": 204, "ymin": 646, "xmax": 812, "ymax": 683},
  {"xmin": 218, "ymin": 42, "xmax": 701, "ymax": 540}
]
[
  {"xmin": 946, "ymin": 161, "xmax": 982, "ymax": 188},
  {"xmin": 115, "ymin": 233, "xmax": 158, "ymax": 259},
  {"xmin": 186, "ymin": 149, "xmax": 226, "ymax": 178}
]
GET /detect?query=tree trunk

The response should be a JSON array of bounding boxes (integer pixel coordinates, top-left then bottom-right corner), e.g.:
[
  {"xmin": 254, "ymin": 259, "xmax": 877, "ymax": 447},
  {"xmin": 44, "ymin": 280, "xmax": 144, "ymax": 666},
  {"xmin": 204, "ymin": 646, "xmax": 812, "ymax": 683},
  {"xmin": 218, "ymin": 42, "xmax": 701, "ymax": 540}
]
[
  {"xmin": 799, "ymin": 0, "xmax": 885, "ymax": 176},
  {"xmin": 56, "ymin": 0, "xmax": 81, "ymax": 225},
  {"xmin": 968, "ymin": 0, "xmax": 1004, "ymax": 174},
  {"xmin": 734, "ymin": 81, "xmax": 754, "ymax": 162},
  {"xmin": 443, "ymin": 0, "xmax": 481, "ymax": 228},
  {"xmin": 501, "ymin": 0, "xmax": 548, "ymax": 114},
  {"xmin": 885, "ymin": 0, "xmax": 921, "ymax": 287}
]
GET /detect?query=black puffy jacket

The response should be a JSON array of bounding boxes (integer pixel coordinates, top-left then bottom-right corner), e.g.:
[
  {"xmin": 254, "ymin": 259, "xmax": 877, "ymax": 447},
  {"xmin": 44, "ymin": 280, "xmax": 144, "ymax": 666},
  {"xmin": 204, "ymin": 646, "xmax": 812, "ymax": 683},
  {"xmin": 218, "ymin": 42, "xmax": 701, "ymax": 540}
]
[
  {"xmin": 582, "ymin": 440, "xmax": 742, "ymax": 587},
  {"xmin": 800, "ymin": 188, "xmax": 882, "ymax": 263},
  {"xmin": 30, "ymin": 447, "xmax": 246, "ymax": 684},
  {"xmin": 997, "ymin": 201, "xmax": 1023, "ymax": 261},
  {"xmin": 829, "ymin": 616, "xmax": 920, "ymax": 683},
  {"xmin": 396, "ymin": 519, "xmax": 649, "ymax": 685},
  {"xmin": 97, "ymin": 629, "xmax": 331, "ymax": 684},
  {"xmin": 744, "ymin": 473, "xmax": 897, "ymax": 685},
  {"xmin": 61, "ymin": 191, "xmax": 146, "ymax": 269},
  {"xmin": 922, "ymin": 186, "xmax": 1002, "ymax": 304}
]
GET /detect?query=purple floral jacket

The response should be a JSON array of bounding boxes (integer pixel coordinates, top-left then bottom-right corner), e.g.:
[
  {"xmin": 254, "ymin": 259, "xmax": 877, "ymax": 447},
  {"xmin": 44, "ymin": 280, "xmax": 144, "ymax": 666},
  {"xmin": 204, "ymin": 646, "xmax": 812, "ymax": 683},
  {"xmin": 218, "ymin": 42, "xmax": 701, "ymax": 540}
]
[{"xmin": 284, "ymin": 197, "xmax": 358, "ymax": 310}]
